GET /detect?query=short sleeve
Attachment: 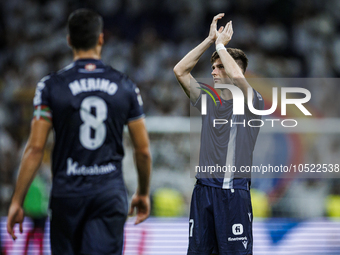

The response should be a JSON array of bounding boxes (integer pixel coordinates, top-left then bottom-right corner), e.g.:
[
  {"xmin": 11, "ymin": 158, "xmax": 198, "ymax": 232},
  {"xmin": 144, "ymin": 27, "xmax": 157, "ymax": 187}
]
[
  {"xmin": 245, "ymin": 88, "xmax": 264, "ymax": 118},
  {"xmin": 191, "ymin": 91, "xmax": 203, "ymax": 111},
  {"xmin": 33, "ymin": 75, "xmax": 51, "ymax": 107},
  {"xmin": 127, "ymin": 82, "xmax": 144, "ymax": 122},
  {"xmin": 33, "ymin": 75, "xmax": 53, "ymax": 122}
]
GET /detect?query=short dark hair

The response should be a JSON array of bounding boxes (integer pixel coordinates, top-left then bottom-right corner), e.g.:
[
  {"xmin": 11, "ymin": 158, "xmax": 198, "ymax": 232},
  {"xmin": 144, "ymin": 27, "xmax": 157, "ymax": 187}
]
[
  {"xmin": 210, "ymin": 48, "xmax": 248, "ymax": 73},
  {"xmin": 67, "ymin": 9, "xmax": 103, "ymax": 50}
]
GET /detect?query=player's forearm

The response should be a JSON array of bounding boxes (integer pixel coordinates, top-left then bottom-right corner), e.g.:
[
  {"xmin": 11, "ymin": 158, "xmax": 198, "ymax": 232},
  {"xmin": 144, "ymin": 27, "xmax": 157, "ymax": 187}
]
[
  {"xmin": 218, "ymin": 49, "xmax": 244, "ymax": 80},
  {"xmin": 217, "ymin": 48, "xmax": 253, "ymax": 100},
  {"xmin": 11, "ymin": 145, "xmax": 44, "ymax": 205},
  {"xmin": 173, "ymin": 37, "xmax": 214, "ymax": 77},
  {"xmin": 134, "ymin": 149, "xmax": 151, "ymax": 196}
]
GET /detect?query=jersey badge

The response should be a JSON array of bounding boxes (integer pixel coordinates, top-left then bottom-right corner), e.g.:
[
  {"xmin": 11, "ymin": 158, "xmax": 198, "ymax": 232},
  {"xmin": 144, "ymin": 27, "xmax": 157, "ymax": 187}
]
[{"xmin": 85, "ymin": 63, "xmax": 96, "ymax": 71}]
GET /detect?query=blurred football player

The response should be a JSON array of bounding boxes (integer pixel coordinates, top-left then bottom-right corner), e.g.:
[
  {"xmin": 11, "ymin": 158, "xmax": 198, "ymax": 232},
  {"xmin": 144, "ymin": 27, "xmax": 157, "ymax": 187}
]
[{"xmin": 7, "ymin": 8, "xmax": 151, "ymax": 255}]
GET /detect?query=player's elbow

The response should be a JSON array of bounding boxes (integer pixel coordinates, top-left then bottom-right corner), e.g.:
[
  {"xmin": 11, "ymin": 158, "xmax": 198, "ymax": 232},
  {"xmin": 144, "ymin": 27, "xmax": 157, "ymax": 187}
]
[
  {"xmin": 135, "ymin": 147, "xmax": 151, "ymax": 161},
  {"xmin": 173, "ymin": 64, "xmax": 185, "ymax": 78},
  {"xmin": 25, "ymin": 143, "xmax": 45, "ymax": 156}
]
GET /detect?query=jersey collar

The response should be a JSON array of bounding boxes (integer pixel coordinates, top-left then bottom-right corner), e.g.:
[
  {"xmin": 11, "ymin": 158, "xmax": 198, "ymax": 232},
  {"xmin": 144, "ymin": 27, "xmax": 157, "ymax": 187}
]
[{"xmin": 74, "ymin": 59, "xmax": 104, "ymax": 67}]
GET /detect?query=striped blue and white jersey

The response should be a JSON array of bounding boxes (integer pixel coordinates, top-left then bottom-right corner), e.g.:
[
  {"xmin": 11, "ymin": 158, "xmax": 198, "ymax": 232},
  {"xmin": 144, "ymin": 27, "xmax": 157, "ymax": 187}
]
[{"xmin": 193, "ymin": 88, "xmax": 264, "ymax": 190}]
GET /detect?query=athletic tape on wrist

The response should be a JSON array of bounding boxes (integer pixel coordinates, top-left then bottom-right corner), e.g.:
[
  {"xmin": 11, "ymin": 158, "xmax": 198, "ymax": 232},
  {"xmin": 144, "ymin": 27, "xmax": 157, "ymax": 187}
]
[{"xmin": 216, "ymin": 43, "xmax": 226, "ymax": 52}]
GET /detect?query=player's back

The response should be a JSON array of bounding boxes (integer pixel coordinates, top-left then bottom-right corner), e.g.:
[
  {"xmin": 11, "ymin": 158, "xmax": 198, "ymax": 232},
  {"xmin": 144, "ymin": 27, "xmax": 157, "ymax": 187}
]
[{"xmin": 34, "ymin": 59, "xmax": 144, "ymax": 197}]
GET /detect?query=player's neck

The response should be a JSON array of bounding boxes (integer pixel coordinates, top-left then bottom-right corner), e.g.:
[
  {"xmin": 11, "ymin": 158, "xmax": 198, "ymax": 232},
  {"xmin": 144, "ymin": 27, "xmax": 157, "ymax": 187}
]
[
  {"xmin": 220, "ymin": 88, "xmax": 233, "ymax": 101},
  {"xmin": 73, "ymin": 47, "xmax": 101, "ymax": 61}
]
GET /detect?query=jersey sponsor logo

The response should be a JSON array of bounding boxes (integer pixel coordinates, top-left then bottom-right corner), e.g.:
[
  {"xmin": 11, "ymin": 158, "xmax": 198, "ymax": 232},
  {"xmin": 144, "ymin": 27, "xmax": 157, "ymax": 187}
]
[
  {"xmin": 69, "ymin": 78, "xmax": 118, "ymax": 96},
  {"xmin": 85, "ymin": 63, "xmax": 96, "ymax": 71},
  {"xmin": 66, "ymin": 157, "xmax": 116, "ymax": 176},
  {"xmin": 228, "ymin": 236, "xmax": 247, "ymax": 242},
  {"xmin": 232, "ymin": 223, "xmax": 243, "ymax": 235},
  {"xmin": 242, "ymin": 240, "xmax": 248, "ymax": 249}
]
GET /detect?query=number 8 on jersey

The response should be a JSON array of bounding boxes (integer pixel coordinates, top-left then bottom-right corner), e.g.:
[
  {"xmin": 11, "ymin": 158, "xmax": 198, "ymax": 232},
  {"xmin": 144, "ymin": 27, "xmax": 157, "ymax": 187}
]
[{"xmin": 80, "ymin": 96, "xmax": 108, "ymax": 150}]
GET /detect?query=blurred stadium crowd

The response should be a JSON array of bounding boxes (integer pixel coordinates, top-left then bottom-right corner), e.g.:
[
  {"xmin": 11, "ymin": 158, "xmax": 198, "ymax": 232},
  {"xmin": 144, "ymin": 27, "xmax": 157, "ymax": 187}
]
[{"xmin": 1, "ymin": 0, "xmax": 340, "ymax": 218}]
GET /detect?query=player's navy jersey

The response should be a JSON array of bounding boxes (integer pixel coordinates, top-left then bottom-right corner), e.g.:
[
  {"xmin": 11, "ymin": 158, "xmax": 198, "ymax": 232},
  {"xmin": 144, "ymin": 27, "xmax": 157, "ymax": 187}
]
[
  {"xmin": 33, "ymin": 59, "xmax": 144, "ymax": 197},
  {"xmin": 193, "ymin": 87, "xmax": 264, "ymax": 190}
]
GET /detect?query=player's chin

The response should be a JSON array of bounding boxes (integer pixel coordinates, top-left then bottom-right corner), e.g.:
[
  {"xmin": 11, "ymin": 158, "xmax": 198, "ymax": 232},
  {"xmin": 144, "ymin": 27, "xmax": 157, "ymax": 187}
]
[
  {"xmin": 213, "ymin": 80, "xmax": 221, "ymax": 86},
  {"xmin": 214, "ymin": 78, "xmax": 231, "ymax": 84}
]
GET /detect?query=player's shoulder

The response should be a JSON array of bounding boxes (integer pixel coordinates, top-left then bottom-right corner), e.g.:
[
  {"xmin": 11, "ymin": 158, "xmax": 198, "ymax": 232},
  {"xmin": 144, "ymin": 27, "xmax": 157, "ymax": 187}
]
[
  {"xmin": 33, "ymin": 73, "xmax": 57, "ymax": 105},
  {"xmin": 106, "ymin": 66, "xmax": 137, "ymax": 91},
  {"xmin": 105, "ymin": 65, "xmax": 132, "ymax": 82},
  {"xmin": 37, "ymin": 72, "xmax": 58, "ymax": 87},
  {"xmin": 56, "ymin": 62, "xmax": 76, "ymax": 76}
]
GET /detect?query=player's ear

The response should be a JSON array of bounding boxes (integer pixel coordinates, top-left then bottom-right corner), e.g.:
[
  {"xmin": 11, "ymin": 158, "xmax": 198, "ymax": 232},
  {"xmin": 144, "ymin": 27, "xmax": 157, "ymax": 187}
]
[
  {"xmin": 98, "ymin": 33, "xmax": 104, "ymax": 46},
  {"xmin": 67, "ymin": 35, "xmax": 72, "ymax": 48}
]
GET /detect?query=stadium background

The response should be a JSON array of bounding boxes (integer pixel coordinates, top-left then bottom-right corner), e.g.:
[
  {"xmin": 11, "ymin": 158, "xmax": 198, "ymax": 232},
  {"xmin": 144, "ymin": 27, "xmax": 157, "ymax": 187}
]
[{"xmin": 1, "ymin": 0, "xmax": 340, "ymax": 254}]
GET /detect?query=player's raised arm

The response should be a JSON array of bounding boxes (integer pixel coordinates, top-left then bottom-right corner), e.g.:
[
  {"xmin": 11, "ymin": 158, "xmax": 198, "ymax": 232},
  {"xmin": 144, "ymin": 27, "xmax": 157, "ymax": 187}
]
[
  {"xmin": 127, "ymin": 118, "xmax": 151, "ymax": 225},
  {"xmin": 7, "ymin": 119, "xmax": 52, "ymax": 240},
  {"xmin": 215, "ymin": 21, "xmax": 254, "ymax": 101},
  {"xmin": 173, "ymin": 13, "xmax": 225, "ymax": 104}
]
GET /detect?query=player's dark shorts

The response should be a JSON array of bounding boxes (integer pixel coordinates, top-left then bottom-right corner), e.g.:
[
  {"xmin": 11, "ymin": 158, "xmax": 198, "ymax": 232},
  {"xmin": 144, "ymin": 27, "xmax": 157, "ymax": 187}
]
[
  {"xmin": 187, "ymin": 182, "xmax": 253, "ymax": 255},
  {"xmin": 49, "ymin": 185, "xmax": 128, "ymax": 255}
]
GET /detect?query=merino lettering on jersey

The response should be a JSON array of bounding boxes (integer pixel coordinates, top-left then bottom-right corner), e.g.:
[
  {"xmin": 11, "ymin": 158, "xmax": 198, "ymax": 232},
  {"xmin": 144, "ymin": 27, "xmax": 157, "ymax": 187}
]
[
  {"xmin": 34, "ymin": 59, "xmax": 144, "ymax": 197},
  {"xmin": 69, "ymin": 78, "xmax": 118, "ymax": 96},
  {"xmin": 67, "ymin": 158, "xmax": 116, "ymax": 176}
]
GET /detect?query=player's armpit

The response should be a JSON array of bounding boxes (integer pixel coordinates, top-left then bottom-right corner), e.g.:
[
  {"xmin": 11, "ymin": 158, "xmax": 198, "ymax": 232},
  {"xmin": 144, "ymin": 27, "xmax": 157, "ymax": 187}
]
[
  {"xmin": 173, "ymin": 35, "xmax": 217, "ymax": 104},
  {"xmin": 173, "ymin": 72, "xmax": 201, "ymax": 104}
]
